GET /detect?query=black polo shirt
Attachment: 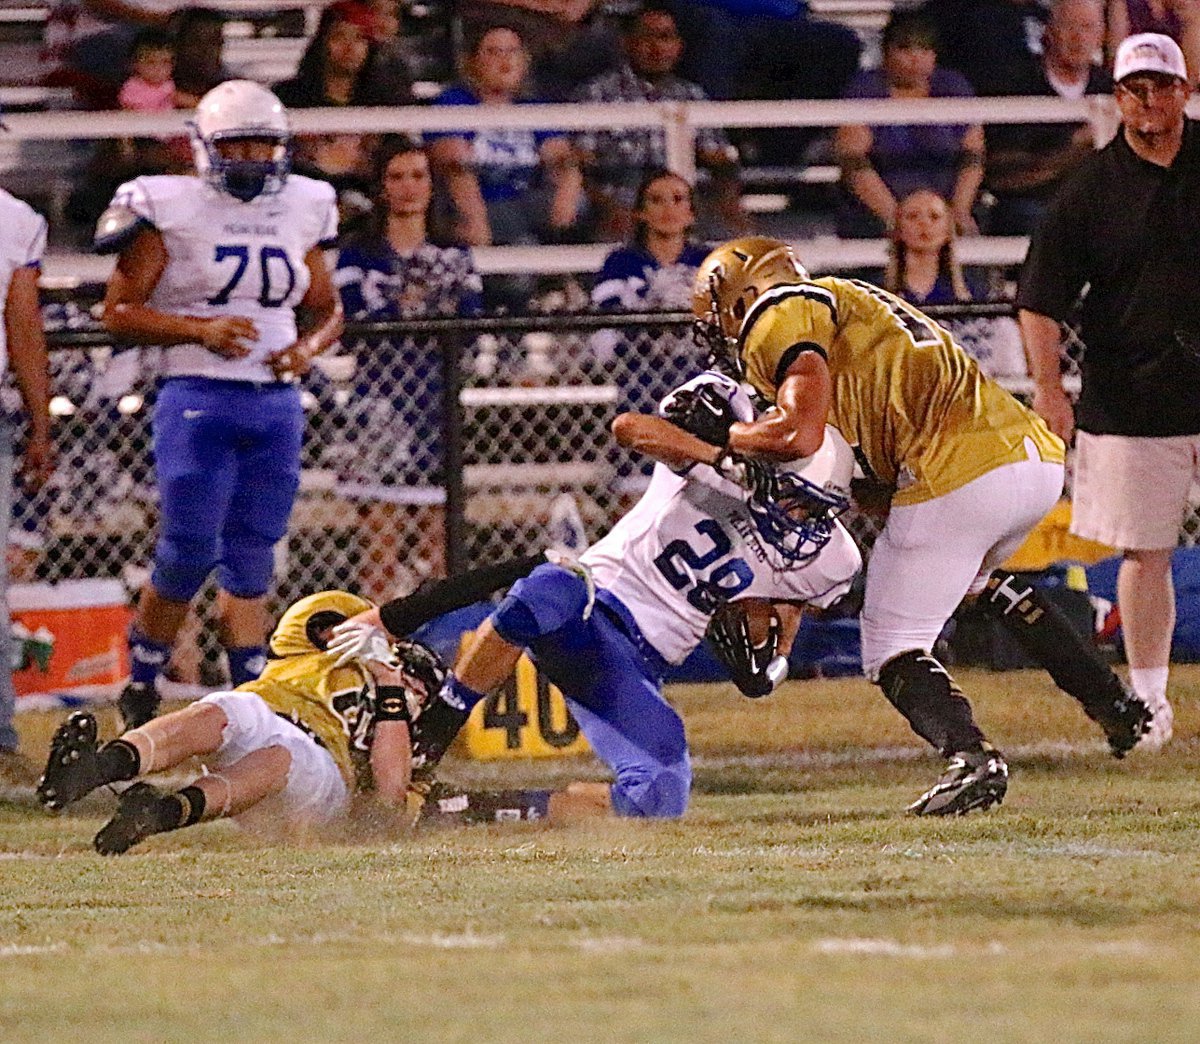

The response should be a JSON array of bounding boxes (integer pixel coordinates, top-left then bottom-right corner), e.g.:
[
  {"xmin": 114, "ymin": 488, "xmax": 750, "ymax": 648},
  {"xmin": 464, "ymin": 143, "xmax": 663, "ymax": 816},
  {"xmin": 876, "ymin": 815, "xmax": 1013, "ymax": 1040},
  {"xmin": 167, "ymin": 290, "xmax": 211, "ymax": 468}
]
[{"xmin": 1018, "ymin": 118, "xmax": 1200, "ymax": 436}]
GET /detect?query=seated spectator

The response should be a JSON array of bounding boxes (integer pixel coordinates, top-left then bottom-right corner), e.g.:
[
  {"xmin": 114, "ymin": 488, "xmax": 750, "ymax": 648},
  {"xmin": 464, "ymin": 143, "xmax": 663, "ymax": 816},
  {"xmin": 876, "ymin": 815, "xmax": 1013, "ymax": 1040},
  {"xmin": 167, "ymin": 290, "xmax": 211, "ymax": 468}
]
[
  {"xmin": 574, "ymin": 4, "xmax": 747, "ymax": 240},
  {"xmin": 333, "ymin": 140, "xmax": 483, "ymax": 590},
  {"xmin": 591, "ymin": 169, "xmax": 708, "ymax": 494},
  {"xmin": 458, "ymin": 0, "xmax": 621, "ymax": 99},
  {"xmin": 835, "ymin": 10, "xmax": 985, "ymax": 238},
  {"xmin": 275, "ymin": 2, "xmax": 411, "ymax": 215},
  {"xmin": 426, "ymin": 25, "xmax": 582, "ymax": 247},
  {"xmin": 921, "ymin": 0, "xmax": 1050, "ymax": 95},
  {"xmin": 117, "ymin": 28, "xmax": 177, "ymax": 112},
  {"xmin": 1108, "ymin": 0, "xmax": 1200, "ymax": 82},
  {"xmin": 884, "ymin": 189, "xmax": 983, "ymax": 305},
  {"xmin": 885, "ymin": 188, "xmax": 1025, "ymax": 378},
  {"xmin": 40, "ymin": 0, "xmax": 176, "ymax": 109},
  {"xmin": 982, "ymin": 0, "xmax": 1110, "ymax": 235},
  {"xmin": 662, "ymin": 0, "xmax": 861, "ymax": 112},
  {"xmin": 170, "ymin": 8, "xmax": 233, "ymax": 102}
]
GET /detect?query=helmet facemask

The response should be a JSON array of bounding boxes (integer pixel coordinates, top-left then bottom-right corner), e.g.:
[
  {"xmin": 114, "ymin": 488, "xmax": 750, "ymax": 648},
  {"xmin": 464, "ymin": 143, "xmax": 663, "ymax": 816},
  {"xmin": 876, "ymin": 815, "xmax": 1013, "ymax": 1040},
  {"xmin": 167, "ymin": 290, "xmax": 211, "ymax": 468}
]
[
  {"xmin": 192, "ymin": 128, "xmax": 291, "ymax": 202},
  {"xmin": 693, "ymin": 272, "xmax": 745, "ymax": 378},
  {"xmin": 748, "ymin": 471, "xmax": 849, "ymax": 566}
]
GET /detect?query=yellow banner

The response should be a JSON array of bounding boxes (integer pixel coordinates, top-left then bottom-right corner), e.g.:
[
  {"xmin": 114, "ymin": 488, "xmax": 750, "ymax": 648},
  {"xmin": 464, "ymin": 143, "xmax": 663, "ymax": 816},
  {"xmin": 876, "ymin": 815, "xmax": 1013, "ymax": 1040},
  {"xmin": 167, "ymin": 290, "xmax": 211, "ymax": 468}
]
[{"xmin": 458, "ymin": 653, "xmax": 591, "ymax": 760}]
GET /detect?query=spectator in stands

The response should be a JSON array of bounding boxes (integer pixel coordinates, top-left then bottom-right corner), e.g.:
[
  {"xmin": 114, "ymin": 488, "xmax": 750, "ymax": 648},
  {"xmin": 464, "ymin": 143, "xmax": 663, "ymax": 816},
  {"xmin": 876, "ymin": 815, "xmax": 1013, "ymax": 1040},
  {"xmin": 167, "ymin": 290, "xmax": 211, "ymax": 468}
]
[
  {"xmin": 922, "ymin": 0, "xmax": 1050, "ymax": 95},
  {"xmin": 573, "ymin": 4, "xmax": 747, "ymax": 240},
  {"xmin": 835, "ymin": 10, "xmax": 986, "ymax": 238},
  {"xmin": 117, "ymin": 28, "xmax": 177, "ymax": 111},
  {"xmin": 662, "ymin": 0, "xmax": 861, "ymax": 115},
  {"xmin": 0, "ymin": 190, "xmax": 54, "ymax": 785},
  {"xmin": 1109, "ymin": 0, "xmax": 1200, "ymax": 82},
  {"xmin": 458, "ymin": 0, "xmax": 621, "ymax": 99},
  {"xmin": 884, "ymin": 190, "xmax": 977, "ymax": 305},
  {"xmin": 275, "ymin": 2, "xmax": 411, "ymax": 221},
  {"xmin": 171, "ymin": 8, "xmax": 233, "ymax": 101},
  {"xmin": 981, "ymin": 0, "xmax": 1111, "ymax": 235},
  {"xmin": 41, "ymin": 0, "xmax": 177, "ymax": 109},
  {"xmin": 427, "ymin": 25, "xmax": 582, "ymax": 247},
  {"xmin": 334, "ymin": 140, "xmax": 483, "ymax": 589},
  {"xmin": 591, "ymin": 169, "xmax": 707, "ymax": 493}
]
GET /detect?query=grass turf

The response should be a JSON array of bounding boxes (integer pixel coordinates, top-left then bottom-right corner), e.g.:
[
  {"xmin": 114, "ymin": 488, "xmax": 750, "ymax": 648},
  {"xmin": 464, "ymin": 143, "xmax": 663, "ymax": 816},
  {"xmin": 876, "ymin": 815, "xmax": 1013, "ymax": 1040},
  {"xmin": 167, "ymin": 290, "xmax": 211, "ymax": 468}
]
[{"xmin": 3, "ymin": 666, "xmax": 1199, "ymax": 1043}]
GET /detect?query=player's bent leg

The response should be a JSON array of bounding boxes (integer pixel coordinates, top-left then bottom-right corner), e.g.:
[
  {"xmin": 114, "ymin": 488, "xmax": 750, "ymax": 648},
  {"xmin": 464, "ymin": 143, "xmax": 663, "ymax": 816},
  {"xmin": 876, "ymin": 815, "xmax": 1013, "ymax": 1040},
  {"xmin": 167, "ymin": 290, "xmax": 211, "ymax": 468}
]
[
  {"xmin": 977, "ymin": 570, "xmax": 1151, "ymax": 756},
  {"xmin": 93, "ymin": 746, "xmax": 291, "ymax": 855}
]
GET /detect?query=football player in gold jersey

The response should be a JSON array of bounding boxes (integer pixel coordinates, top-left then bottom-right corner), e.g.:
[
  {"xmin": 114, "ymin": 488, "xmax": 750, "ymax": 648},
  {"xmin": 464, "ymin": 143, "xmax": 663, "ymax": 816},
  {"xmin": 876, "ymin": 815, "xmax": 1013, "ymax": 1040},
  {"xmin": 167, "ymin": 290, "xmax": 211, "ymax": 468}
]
[
  {"xmin": 37, "ymin": 553, "xmax": 573, "ymax": 851},
  {"xmin": 680, "ymin": 236, "xmax": 1154, "ymax": 814}
]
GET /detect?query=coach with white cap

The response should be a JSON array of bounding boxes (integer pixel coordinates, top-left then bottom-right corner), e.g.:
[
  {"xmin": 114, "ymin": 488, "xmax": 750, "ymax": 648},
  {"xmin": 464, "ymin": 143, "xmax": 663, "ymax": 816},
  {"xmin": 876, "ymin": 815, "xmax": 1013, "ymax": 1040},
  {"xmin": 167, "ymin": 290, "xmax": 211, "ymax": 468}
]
[{"xmin": 1018, "ymin": 32, "xmax": 1196, "ymax": 750}]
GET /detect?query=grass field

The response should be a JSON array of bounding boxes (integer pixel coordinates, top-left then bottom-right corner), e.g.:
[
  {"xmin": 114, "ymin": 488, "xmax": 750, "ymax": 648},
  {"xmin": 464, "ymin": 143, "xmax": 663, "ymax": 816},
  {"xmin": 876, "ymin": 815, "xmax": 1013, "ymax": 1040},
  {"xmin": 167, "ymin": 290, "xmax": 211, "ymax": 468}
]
[{"xmin": 3, "ymin": 666, "xmax": 1200, "ymax": 1043}]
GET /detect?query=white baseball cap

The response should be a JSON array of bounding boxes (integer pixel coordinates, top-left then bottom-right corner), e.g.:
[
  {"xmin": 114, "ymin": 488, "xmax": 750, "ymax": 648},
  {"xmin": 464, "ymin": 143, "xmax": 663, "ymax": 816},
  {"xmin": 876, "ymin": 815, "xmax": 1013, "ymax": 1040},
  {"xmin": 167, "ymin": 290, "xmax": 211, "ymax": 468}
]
[{"xmin": 1114, "ymin": 33, "xmax": 1188, "ymax": 83}]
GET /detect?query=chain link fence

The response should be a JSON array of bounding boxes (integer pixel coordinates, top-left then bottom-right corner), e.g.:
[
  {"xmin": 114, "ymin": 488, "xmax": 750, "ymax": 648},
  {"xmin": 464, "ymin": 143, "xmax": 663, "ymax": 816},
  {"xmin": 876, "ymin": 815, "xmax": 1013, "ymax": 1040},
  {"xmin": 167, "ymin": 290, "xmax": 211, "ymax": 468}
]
[{"xmin": 17, "ymin": 301, "xmax": 1199, "ymax": 685}]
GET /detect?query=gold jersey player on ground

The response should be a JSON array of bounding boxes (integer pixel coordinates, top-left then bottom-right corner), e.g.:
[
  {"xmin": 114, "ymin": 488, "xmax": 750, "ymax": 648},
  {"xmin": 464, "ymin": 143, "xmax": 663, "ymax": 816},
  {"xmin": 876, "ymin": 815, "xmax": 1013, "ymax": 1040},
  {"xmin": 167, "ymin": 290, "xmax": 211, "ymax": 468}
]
[{"xmin": 686, "ymin": 237, "xmax": 1154, "ymax": 814}]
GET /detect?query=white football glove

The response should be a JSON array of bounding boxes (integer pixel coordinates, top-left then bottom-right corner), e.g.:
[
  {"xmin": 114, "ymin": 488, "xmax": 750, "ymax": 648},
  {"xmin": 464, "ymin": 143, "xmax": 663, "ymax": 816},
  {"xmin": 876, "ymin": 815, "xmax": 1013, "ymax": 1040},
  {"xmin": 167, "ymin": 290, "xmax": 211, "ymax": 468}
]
[{"xmin": 327, "ymin": 619, "xmax": 401, "ymax": 669}]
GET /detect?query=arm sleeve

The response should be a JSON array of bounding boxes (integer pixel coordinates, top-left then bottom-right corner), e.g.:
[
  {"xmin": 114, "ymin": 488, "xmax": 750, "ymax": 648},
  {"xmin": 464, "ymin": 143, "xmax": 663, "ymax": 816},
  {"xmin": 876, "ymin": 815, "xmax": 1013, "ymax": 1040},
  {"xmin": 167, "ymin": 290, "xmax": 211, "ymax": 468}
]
[
  {"xmin": 333, "ymin": 251, "xmax": 368, "ymax": 319},
  {"xmin": 378, "ymin": 554, "xmax": 547, "ymax": 636},
  {"xmin": 1015, "ymin": 169, "xmax": 1091, "ymax": 321}
]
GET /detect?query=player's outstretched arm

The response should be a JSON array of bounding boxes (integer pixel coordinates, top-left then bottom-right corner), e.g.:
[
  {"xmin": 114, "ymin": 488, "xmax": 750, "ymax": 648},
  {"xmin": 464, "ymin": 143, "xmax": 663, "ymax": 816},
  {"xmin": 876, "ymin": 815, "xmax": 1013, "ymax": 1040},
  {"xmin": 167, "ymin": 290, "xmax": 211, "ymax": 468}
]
[
  {"xmin": 611, "ymin": 411, "xmax": 726, "ymax": 470},
  {"xmin": 726, "ymin": 352, "xmax": 832, "ymax": 462}
]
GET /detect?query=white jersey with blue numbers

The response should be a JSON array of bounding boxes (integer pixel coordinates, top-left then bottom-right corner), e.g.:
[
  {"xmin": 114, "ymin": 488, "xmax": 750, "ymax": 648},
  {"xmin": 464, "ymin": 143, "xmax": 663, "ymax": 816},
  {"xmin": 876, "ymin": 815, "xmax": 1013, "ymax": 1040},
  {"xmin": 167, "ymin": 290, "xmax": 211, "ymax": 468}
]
[
  {"xmin": 110, "ymin": 174, "xmax": 338, "ymax": 382},
  {"xmin": 581, "ymin": 374, "xmax": 862, "ymax": 666},
  {"xmin": 0, "ymin": 189, "xmax": 47, "ymax": 375}
]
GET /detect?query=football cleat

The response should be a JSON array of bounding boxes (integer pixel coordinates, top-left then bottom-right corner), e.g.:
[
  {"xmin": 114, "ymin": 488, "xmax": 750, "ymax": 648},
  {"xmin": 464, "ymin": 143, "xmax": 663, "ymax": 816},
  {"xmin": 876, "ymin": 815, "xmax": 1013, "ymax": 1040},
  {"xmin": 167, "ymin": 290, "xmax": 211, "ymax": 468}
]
[
  {"xmin": 1093, "ymin": 685, "xmax": 1154, "ymax": 759},
  {"xmin": 94, "ymin": 782, "xmax": 167, "ymax": 855},
  {"xmin": 37, "ymin": 712, "xmax": 102, "ymax": 810},
  {"xmin": 907, "ymin": 748, "xmax": 1009, "ymax": 816},
  {"xmin": 546, "ymin": 493, "xmax": 587, "ymax": 557},
  {"xmin": 1137, "ymin": 694, "xmax": 1173, "ymax": 753},
  {"xmin": 118, "ymin": 682, "xmax": 160, "ymax": 731}
]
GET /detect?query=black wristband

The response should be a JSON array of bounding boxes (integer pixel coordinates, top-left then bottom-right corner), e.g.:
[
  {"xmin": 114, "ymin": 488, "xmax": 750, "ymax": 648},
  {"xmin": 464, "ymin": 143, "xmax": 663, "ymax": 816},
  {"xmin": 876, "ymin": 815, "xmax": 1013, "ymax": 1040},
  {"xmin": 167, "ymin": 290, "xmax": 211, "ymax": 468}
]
[{"xmin": 374, "ymin": 685, "xmax": 411, "ymax": 723}]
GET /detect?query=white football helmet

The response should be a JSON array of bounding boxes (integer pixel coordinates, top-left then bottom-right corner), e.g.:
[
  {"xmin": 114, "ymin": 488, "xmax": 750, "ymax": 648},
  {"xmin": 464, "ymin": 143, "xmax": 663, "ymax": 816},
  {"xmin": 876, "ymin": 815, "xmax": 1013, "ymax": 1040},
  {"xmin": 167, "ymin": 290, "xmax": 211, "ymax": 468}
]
[
  {"xmin": 189, "ymin": 80, "xmax": 291, "ymax": 201},
  {"xmin": 748, "ymin": 425, "xmax": 854, "ymax": 565}
]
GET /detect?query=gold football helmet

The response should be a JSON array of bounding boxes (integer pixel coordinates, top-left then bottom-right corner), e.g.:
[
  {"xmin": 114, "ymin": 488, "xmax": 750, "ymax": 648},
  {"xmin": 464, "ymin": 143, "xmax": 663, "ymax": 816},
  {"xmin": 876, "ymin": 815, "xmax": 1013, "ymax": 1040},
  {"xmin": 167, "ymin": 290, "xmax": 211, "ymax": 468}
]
[
  {"xmin": 269, "ymin": 590, "xmax": 375, "ymax": 658},
  {"xmin": 692, "ymin": 237, "xmax": 809, "ymax": 376}
]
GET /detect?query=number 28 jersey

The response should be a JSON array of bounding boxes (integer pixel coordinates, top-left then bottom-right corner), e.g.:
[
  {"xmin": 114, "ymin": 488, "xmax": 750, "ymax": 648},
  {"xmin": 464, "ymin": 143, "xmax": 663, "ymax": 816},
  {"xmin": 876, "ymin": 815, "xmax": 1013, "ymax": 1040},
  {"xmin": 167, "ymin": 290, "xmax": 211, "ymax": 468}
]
[
  {"xmin": 739, "ymin": 277, "xmax": 1065, "ymax": 506},
  {"xmin": 581, "ymin": 460, "xmax": 862, "ymax": 667},
  {"xmin": 109, "ymin": 174, "xmax": 339, "ymax": 382}
]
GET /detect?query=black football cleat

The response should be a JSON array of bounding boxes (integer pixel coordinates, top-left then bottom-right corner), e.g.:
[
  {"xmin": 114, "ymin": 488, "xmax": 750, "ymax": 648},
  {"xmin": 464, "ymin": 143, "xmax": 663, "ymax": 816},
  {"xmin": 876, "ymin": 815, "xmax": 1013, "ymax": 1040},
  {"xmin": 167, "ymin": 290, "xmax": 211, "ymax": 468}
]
[
  {"xmin": 907, "ymin": 748, "xmax": 1009, "ymax": 816},
  {"xmin": 37, "ymin": 712, "xmax": 102, "ymax": 810},
  {"xmin": 118, "ymin": 682, "xmax": 160, "ymax": 731},
  {"xmin": 94, "ymin": 782, "xmax": 166, "ymax": 855},
  {"xmin": 1092, "ymin": 685, "xmax": 1153, "ymax": 759}
]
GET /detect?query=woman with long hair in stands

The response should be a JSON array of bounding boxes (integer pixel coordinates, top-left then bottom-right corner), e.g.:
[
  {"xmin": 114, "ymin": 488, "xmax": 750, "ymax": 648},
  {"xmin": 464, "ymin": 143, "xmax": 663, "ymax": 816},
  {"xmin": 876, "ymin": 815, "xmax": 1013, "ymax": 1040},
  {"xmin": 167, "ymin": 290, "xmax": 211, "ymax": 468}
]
[{"xmin": 884, "ymin": 189, "xmax": 973, "ymax": 306}]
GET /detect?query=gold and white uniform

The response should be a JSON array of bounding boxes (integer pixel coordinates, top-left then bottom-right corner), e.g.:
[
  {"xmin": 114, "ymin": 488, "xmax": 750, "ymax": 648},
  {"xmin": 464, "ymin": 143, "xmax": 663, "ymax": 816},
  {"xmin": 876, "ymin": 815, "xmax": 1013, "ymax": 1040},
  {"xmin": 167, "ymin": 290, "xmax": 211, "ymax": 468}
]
[
  {"xmin": 736, "ymin": 277, "xmax": 1067, "ymax": 677},
  {"xmin": 740, "ymin": 277, "xmax": 1064, "ymax": 506},
  {"xmin": 197, "ymin": 591, "xmax": 375, "ymax": 824}
]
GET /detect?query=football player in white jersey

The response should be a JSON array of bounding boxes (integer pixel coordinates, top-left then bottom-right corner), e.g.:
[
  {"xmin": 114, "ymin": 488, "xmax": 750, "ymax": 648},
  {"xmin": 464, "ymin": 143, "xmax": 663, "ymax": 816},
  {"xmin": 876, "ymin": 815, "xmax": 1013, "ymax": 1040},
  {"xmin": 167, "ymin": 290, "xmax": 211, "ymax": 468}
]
[
  {"xmin": 331, "ymin": 371, "xmax": 862, "ymax": 818},
  {"xmin": 0, "ymin": 187, "xmax": 54, "ymax": 784},
  {"xmin": 94, "ymin": 80, "xmax": 344, "ymax": 729}
]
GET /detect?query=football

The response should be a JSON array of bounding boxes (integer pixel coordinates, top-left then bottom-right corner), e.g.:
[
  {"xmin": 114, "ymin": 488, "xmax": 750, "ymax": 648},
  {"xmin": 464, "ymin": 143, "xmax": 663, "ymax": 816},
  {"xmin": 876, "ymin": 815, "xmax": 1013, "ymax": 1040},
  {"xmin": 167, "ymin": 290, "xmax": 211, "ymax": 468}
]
[{"xmin": 726, "ymin": 597, "xmax": 781, "ymax": 646}]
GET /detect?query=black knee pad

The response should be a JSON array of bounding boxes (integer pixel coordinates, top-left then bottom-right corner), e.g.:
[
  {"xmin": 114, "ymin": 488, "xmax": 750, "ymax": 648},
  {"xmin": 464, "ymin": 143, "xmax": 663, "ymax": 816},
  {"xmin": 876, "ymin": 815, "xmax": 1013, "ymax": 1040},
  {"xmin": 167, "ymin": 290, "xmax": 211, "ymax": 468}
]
[{"xmin": 877, "ymin": 650, "xmax": 986, "ymax": 756}]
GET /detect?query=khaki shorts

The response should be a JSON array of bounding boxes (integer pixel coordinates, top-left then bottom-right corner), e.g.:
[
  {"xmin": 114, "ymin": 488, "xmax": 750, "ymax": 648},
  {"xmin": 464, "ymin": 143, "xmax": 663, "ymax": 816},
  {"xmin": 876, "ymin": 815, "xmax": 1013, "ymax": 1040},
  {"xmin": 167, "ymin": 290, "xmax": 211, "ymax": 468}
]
[{"xmin": 1070, "ymin": 431, "xmax": 1200, "ymax": 551}]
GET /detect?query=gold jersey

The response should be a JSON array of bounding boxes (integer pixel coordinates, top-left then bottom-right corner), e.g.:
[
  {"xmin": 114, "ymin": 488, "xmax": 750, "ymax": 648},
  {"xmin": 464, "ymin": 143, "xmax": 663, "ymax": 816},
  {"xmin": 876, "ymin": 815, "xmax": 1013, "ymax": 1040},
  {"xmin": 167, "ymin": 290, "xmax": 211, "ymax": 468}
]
[
  {"xmin": 739, "ymin": 277, "xmax": 1065, "ymax": 506},
  {"xmin": 238, "ymin": 653, "xmax": 370, "ymax": 788}
]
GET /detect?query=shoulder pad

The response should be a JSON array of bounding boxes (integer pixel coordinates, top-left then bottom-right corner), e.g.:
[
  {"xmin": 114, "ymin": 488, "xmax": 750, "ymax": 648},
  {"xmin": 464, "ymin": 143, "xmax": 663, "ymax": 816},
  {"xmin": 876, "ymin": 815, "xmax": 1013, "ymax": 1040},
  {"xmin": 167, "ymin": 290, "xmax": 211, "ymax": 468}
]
[{"xmin": 93, "ymin": 204, "xmax": 153, "ymax": 255}]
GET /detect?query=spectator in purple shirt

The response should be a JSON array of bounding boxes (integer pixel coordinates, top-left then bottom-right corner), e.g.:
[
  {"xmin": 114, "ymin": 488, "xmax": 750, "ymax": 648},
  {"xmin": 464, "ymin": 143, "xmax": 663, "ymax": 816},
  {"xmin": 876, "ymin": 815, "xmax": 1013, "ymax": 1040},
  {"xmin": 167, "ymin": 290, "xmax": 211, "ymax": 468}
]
[{"xmin": 835, "ymin": 10, "xmax": 986, "ymax": 238}]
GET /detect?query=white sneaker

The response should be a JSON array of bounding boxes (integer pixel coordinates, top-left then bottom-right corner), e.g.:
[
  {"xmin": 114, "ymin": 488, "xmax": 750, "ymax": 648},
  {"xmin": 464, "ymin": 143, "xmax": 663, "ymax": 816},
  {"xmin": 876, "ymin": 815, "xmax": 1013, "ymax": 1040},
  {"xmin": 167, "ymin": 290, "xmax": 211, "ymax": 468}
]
[{"xmin": 1139, "ymin": 695, "xmax": 1175, "ymax": 752}]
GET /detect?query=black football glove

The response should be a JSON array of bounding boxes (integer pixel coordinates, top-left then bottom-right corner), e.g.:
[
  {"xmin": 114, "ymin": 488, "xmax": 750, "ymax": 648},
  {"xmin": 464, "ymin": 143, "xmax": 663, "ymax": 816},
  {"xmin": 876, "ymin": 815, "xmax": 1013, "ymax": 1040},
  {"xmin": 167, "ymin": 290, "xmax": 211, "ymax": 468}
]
[
  {"xmin": 707, "ymin": 603, "xmax": 789, "ymax": 699},
  {"xmin": 662, "ymin": 383, "xmax": 740, "ymax": 447}
]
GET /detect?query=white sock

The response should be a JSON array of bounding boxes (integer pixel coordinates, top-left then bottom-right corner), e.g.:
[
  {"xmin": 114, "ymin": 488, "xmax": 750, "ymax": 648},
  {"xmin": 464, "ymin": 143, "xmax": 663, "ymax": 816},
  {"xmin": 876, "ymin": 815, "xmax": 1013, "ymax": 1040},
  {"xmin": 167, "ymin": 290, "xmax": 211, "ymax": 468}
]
[{"xmin": 1130, "ymin": 666, "xmax": 1170, "ymax": 705}]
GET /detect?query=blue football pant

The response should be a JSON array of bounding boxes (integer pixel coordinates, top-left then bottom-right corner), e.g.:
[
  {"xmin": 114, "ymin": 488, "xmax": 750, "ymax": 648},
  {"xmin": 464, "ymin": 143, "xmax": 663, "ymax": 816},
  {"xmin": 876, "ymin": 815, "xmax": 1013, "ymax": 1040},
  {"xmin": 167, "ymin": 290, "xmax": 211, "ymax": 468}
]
[
  {"xmin": 493, "ymin": 564, "xmax": 692, "ymax": 818},
  {"xmin": 151, "ymin": 379, "xmax": 304, "ymax": 601}
]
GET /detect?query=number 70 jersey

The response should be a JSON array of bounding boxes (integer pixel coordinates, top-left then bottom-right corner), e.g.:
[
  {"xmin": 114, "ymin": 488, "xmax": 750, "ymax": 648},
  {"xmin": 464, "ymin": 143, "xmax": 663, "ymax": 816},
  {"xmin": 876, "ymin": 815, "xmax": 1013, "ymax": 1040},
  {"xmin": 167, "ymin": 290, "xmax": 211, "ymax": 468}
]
[
  {"xmin": 581, "ymin": 462, "xmax": 862, "ymax": 667},
  {"xmin": 739, "ymin": 276, "xmax": 1064, "ymax": 508},
  {"xmin": 109, "ymin": 174, "xmax": 339, "ymax": 382}
]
